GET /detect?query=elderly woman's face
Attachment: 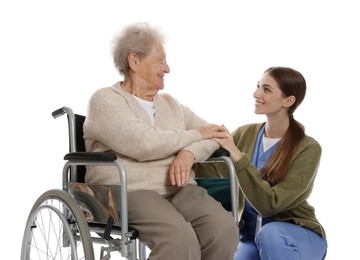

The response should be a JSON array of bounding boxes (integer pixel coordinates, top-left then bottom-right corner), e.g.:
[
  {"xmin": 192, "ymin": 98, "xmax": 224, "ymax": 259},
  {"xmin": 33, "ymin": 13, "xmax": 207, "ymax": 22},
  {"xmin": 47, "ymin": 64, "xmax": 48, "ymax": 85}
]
[{"xmin": 136, "ymin": 42, "xmax": 170, "ymax": 94}]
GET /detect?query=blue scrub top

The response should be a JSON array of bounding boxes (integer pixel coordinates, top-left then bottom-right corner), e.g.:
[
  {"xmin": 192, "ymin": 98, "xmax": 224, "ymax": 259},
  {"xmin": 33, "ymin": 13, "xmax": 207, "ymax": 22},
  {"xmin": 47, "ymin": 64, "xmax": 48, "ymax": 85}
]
[{"xmin": 240, "ymin": 125, "xmax": 279, "ymax": 242}]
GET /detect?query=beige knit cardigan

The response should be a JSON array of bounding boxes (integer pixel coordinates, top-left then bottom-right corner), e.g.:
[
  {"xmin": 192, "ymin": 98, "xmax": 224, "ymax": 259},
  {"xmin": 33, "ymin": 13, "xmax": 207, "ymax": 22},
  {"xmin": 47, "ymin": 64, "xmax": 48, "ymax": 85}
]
[{"xmin": 83, "ymin": 82, "xmax": 220, "ymax": 196}]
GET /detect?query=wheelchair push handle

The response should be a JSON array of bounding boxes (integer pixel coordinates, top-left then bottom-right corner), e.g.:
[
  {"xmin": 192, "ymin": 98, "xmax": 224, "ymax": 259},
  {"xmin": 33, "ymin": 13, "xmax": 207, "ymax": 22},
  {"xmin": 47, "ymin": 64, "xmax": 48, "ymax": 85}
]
[{"xmin": 52, "ymin": 106, "xmax": 73, "ymax": 119}]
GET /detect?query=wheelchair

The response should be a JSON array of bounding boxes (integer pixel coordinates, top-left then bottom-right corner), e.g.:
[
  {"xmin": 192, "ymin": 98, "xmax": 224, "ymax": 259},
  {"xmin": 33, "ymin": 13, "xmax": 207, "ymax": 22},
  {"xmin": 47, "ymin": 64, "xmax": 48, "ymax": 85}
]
[{"xmin": 21, "ymin": 106, "xmax": 239, "ymax": 260}]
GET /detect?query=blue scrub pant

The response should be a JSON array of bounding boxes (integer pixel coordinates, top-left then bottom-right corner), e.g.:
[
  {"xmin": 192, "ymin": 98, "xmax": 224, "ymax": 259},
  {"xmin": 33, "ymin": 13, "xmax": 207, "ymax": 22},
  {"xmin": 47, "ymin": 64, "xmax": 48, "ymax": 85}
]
[{"xmin": 234, "ymin": 222, "xmax": 327, "ymax": 260}]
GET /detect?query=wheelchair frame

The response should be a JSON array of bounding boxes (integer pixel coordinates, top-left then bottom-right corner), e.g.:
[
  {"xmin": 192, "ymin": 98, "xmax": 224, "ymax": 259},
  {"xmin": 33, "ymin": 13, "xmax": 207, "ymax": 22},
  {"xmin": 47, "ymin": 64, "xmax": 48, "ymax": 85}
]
[{"xmin": 20, "ymin": 106, "xmax": 239, "ymax": 260}]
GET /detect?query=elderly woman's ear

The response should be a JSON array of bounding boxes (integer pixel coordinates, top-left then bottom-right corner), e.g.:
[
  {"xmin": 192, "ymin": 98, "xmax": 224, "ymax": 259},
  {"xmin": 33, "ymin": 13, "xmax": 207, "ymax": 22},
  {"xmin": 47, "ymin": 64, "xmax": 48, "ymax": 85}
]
[{"xmin": 128, "ymin": 53, "xmax": 139, "ymax": 71}]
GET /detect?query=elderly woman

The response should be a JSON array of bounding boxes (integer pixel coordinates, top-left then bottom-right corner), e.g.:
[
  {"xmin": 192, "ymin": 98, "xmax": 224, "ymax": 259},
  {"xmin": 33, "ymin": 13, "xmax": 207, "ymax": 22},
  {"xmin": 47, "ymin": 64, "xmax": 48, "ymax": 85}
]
[{"xmin": 83, "ymin": 23, "xmax": 239, "ymax": 260}]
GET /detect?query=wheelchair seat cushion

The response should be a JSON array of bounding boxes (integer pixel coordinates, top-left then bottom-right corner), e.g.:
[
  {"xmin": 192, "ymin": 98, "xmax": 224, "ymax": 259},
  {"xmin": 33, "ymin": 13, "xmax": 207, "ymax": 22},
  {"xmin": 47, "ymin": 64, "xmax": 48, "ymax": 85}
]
[{"xmin": 195, "ymin": 178, "xmax": 231, "ymax": 212}]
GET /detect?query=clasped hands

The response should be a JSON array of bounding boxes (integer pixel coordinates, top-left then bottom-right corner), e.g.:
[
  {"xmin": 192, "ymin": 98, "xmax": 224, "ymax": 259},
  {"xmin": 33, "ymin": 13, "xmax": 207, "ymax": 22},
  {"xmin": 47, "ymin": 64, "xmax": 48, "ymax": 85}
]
[{"xmin": 169, "ymin": 124, "xmax": 233, "ymax": 187}]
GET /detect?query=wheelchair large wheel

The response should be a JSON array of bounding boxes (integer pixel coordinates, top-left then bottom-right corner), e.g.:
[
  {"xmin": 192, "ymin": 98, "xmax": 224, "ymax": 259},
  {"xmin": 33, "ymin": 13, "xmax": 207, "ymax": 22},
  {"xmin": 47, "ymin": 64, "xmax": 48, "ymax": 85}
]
[{"xmin": 21, "ymin": 189, "xmax": 95, "ymax": 260}]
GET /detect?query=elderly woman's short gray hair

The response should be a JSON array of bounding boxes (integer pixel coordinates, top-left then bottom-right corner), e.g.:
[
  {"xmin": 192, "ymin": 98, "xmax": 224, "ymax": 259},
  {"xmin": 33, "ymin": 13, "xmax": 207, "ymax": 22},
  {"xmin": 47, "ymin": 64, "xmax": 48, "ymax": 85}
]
[{"xmin": 112, "ymin": 23, "xmax": 165, "ymax": 77}]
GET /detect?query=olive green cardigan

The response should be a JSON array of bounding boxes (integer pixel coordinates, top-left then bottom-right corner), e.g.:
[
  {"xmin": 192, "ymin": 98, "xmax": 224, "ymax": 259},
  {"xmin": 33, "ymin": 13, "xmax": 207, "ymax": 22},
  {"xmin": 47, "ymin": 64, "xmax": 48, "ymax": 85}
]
[{"xmin": 194, "ymin": 123, "xmax": 326, "ymax": 239}]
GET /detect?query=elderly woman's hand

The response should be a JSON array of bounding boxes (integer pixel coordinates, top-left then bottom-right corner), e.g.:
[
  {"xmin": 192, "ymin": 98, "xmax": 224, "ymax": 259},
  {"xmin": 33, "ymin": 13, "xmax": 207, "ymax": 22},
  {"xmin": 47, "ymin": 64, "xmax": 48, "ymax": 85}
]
[
  {"xmin": 169, "ymin": 150, "xmax": 196, "ymax": 186},
  {"xmin": 196, "ymin": 124, "xmax": 228, "ymax": 139}
]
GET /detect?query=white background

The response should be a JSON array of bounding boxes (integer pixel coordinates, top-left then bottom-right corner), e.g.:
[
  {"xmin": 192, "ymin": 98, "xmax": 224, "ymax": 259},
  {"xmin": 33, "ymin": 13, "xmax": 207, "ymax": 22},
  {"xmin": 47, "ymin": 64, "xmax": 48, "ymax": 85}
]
[{"xmin": 1, "ymin": 1, "xmax": 358, "ymax": 259}]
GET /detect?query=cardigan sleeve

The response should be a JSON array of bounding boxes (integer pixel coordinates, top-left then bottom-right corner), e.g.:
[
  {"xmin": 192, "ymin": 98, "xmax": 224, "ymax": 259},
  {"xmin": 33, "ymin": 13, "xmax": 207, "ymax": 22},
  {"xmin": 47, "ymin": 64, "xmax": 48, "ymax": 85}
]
[
  {"xmin": 234, "ymin": 136, "xmax": 322, "ymax": 217},
  {"xmin": 176, "ymin": 99, "xmax": 220, "ymax": 162}
]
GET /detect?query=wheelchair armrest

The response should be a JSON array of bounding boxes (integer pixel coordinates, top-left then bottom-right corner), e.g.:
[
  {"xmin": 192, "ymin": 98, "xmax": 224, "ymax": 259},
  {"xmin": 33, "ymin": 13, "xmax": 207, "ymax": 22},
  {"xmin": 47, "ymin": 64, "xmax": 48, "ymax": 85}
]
[
  {"xmin": 200, "ymin": 147, "xmax": 239, "ymax": 224},
  {"xmin": 209, "ymin": 148, "xmax": 230, "ymax": 158},
  {"xmin": 62, "ymin": 151, "xmax": 130, "ymax": 244},
  {"xmin": 64, "ymin": 152, "xmax": 117, "ymax": 161}
]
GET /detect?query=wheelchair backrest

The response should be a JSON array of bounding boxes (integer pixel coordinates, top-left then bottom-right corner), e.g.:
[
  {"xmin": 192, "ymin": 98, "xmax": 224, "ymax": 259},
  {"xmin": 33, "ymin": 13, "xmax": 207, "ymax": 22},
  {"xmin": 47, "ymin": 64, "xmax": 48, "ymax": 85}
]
[
  {"xmin": 70, "ymin": 113, "xmax": 86, "ymax": 183},
  {"xmin": 72, "ymin": 114, "xmax": 86, "ymax": 153}
]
